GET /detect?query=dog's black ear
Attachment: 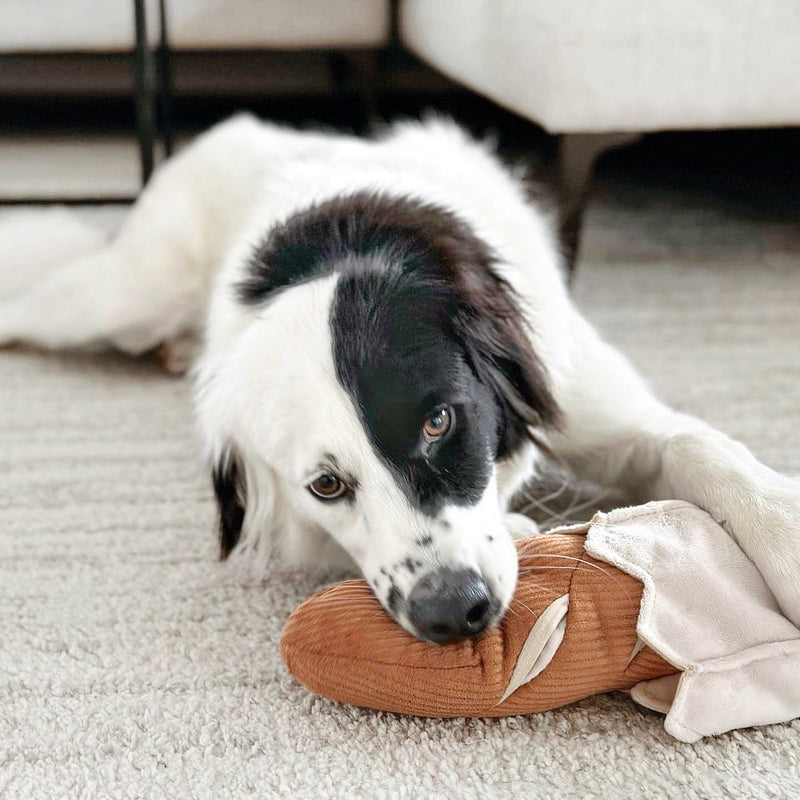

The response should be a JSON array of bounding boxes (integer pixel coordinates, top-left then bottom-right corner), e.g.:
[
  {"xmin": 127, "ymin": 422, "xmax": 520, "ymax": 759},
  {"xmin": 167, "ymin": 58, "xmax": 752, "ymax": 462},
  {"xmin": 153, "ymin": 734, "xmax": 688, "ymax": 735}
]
[
  {"xmin": 384, "ymin": 196, "xmax": 562, "ymax": 457},
  {"xmin": 448, "ymin": 258, "xmax": 562, "ymax": 458},
  {"xmin": 212, "ymin": 448, "xmax": 246, "ymax": 560}
]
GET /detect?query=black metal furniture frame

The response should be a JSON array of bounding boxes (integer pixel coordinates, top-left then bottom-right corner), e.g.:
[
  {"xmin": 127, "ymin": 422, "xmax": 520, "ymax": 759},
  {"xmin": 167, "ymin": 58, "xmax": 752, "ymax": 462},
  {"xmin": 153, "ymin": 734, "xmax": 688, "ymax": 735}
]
[{"xmin": 132, "ymin": 0, "xmax": 173, "ymax": 186}]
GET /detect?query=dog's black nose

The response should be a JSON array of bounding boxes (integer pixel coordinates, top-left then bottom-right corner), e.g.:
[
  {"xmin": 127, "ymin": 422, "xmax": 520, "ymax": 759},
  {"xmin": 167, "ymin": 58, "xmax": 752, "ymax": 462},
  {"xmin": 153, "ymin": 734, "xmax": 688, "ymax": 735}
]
[{"xmin": 407, "ymin": 568, "xmax": 494, "ymax": 644}]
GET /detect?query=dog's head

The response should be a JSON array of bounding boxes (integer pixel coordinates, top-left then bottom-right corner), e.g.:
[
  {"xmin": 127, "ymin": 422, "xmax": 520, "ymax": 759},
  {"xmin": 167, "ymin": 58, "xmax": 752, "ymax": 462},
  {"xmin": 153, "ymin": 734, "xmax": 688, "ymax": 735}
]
[{"xmin": 195, "ymin": 192, "xmax": 560, "ymax": 643}]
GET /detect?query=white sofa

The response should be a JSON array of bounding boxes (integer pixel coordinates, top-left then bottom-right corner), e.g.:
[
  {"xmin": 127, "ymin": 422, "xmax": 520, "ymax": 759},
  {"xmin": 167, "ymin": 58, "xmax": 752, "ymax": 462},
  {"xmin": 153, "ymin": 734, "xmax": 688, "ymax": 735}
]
[
  {"xmin": 400, "ymin": 0, "xmax": 800, "ymax": 134},
  {"xmin": 0, "ymin": 0, "xmax": 390, "ymax": 51},
  {"xmin": 3, "ymin": 0, "xmax": 797, "ymax": 272},
  {"xmin": 400, "ymin": 0, "xmax": 800, "ymax": 274},
  {"xmin": 7, "ymin": 0, "xmax": 796, "ymax": 133}
]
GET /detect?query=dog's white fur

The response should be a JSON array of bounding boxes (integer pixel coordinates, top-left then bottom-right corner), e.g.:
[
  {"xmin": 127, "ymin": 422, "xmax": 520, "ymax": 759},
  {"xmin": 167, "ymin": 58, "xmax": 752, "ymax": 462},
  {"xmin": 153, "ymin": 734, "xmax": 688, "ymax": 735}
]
[{"xmin": 2, "ymin": 114, "xmax": 799, "ymax": 633}]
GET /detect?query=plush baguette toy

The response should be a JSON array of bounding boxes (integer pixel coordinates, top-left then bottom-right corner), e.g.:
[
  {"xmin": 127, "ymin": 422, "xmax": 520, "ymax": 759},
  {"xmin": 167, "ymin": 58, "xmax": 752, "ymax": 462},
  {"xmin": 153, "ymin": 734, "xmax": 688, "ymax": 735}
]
[{"xmin": 281, "ymin": 500, "xmax": 800, "ymax": 742}]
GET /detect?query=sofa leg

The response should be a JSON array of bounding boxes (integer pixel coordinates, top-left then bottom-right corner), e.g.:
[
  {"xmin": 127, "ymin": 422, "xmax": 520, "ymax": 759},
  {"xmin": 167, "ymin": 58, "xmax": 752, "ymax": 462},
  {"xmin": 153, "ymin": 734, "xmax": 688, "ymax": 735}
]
[
  {"xmin": 157, "ymin": 0, "xmax": 174, "ymax": 158},
  {"xmin": 133, "ymin": 0, "xmax": 157, "ymax": 186},
  {"xmin": 557, "ymin": 132, "xmax": 640, "ymax": 283}
]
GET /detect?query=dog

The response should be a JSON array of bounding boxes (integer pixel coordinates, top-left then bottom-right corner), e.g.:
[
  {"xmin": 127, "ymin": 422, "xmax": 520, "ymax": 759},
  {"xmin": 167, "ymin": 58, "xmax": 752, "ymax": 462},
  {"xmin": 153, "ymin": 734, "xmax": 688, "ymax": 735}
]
[{"xmin": 2, "ymin": 114, "xmax": 799, "ymax": 643}]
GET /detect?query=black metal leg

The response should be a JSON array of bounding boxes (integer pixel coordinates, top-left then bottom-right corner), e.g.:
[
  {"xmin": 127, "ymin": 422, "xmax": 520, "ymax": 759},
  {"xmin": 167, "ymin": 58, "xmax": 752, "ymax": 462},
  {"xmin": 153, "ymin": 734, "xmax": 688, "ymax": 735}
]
[
  {"xmin": 556, "ymin": 132, "xmax": 640, "ymax": 283},
  {"xmin": 157, "ymin": 0, "xmax": 174, "ymax": 157},
  {"xmin": 133, "ymin": 0, "xmax": 157, "ymax": 186}
]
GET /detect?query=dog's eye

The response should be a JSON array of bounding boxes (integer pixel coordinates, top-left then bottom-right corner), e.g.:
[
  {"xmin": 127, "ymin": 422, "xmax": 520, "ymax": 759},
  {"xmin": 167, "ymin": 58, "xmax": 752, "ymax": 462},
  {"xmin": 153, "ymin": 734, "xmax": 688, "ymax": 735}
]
[
  {"xmin": 308, "ymin": 473, "xmax": 348, "ymax": 501},
  {"xmin": 423, "ymin": 406, "xmax": 452, "ymax": 441}
]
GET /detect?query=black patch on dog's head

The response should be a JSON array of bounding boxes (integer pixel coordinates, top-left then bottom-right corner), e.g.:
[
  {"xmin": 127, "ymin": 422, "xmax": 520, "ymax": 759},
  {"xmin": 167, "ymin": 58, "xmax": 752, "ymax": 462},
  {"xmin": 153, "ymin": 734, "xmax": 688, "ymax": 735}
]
[
  {"xmin": 238, "ymin": 211, "xmax": 337, "ymax": 304},
  {"xmin": 212, "ymin": 448, "xmax": 246, "ymax": 559},
  {"xmin": 239, "ymin": 192, "xmax": 455, "ymax": 304},
  {"xmin": 317, "ymin": 192, "xmax": 562, "ymax": 513}
]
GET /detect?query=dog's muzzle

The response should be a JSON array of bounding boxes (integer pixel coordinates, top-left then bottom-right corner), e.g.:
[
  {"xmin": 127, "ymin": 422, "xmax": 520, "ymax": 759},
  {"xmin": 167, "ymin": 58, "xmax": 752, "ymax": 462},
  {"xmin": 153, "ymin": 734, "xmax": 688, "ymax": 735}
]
[{"xmin": 407, "ymin": 567, "xmax": 497, "ymax": 644}]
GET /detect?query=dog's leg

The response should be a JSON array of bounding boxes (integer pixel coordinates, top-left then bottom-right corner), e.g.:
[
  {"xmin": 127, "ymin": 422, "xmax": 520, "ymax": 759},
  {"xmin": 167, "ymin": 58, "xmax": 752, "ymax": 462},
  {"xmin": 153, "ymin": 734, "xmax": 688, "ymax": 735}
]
[
  {"xmin": 0, "ymin": 208, "xmax": 108, "ymax": 300},
  {"xmin": 548, "ymin": 313, "xmax": 800, "ymax": 626},
  {"xmin": 0, "ymin": 178, "xmax": 208, "ymax": 354},
  {"xmin": 0, "ymin": 114, "xmax": 279, "ymax": 354},
  {"xmin": 0, "ymin": 238, "xmax": 197, "ymax": 353},
  {"xmin": 154, "ymin": 330, "xmax": 199, "ymax": 375}
]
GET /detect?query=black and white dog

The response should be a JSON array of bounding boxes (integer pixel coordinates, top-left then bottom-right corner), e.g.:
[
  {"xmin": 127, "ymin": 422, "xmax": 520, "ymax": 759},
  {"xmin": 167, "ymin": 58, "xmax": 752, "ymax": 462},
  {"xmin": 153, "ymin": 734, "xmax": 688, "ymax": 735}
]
[{"xmin": 2, "ymin": 115, "xmax": 799, "ymax": 643}]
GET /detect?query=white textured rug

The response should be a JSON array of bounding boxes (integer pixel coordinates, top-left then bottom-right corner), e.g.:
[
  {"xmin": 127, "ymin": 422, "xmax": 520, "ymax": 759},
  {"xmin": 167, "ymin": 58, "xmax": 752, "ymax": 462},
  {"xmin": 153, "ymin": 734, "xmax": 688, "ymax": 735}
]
[{"xmin": 2, "ymin": 175, "xmax": 800, "ymax": 799}]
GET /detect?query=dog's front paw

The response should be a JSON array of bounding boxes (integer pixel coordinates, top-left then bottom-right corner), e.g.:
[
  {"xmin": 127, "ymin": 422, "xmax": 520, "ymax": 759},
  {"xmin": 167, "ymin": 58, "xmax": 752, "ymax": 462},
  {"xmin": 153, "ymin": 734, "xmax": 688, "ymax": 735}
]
[
  {"xmin": 153, "ymin": 332, "xmax": 198, "ymax": 375},
  {"xmin": 503, "ymin": 512, "xmax": 541, "ymax": 541}
]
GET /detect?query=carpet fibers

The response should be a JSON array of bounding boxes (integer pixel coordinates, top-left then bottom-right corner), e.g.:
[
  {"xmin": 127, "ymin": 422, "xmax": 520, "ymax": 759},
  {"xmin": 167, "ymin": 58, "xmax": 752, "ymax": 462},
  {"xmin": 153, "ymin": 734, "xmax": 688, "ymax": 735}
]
[{"xmin": 1, "ymin": 170, "xmax": 799, "ymax": 799}]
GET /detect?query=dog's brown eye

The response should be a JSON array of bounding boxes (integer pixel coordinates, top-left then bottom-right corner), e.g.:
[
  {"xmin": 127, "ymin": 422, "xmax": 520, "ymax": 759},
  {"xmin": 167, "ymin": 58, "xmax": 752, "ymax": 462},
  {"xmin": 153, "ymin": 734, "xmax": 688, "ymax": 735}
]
[
  {"xmin": 423, "ymin": 407, "xmax": 452, "ymax": 441},
  {"xmin": 309, "ymin": 474, "xmax": 348, "ymax": 500}
]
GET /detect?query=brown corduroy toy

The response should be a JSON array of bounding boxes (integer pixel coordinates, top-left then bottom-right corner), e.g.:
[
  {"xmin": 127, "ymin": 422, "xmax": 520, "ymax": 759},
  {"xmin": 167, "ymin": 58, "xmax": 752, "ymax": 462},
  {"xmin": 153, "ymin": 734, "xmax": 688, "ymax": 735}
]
[{"xmin": 280, "ymin": 529, "xmax": 677, "ymax": 718}]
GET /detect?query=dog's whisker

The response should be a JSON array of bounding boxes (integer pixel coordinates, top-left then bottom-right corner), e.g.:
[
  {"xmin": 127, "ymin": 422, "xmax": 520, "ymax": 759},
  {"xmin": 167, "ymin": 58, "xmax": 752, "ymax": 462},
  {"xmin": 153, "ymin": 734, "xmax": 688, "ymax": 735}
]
[
  {"xmin": 517, "ymin": 559, "xmax": 633, "ymax": 600},
  {"xmin": 554, "ymin": 487, "xmax": 615, "ymax": 522},
  {"xmin": 514, "ymin": 473, "xmax": 574, "ymax": 524},
  {"xmin": 524, "ymin": 553, "xmax": 613, "ymax": 573},
  {"xmin": 520, "ymin": 474, "xmax": 571, "ymax": 509},
  {"xmin": 511, "ymin": 583, "xmax": 556, "ymax": 603},
  {"xmin": 516, "ymin": 493, "xmax": 564, "ymax": 525},
  {"xmin": 517, "ymin": 564, "xmax": 579, "ymax": 573},
  {"xmin": 518, "ymin": 564, "xmax": 596, "ymax": 576},
  {"xmin": 516, "ymin": 478, "xmax": 617, "ymax": 533},
  {"xmin": 512, "ymin": 598, "xmax": 540, "ymax": 619},
  {"xmin": 518, "ymin": 551, "xmax": 612, "ymax": 574}
]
